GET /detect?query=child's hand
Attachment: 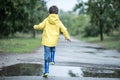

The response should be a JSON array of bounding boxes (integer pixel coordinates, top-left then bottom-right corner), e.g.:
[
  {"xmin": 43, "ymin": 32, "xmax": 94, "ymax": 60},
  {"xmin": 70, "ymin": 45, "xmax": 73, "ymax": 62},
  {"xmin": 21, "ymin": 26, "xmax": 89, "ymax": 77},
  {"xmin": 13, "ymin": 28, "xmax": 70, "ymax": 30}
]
[
  {"xmin": 33, "ymin": 25, "xmax": 36, "ymax": 29},
  {"xmin": 67, "ymin": 39, "xmax": 71, "ymax": 42}
]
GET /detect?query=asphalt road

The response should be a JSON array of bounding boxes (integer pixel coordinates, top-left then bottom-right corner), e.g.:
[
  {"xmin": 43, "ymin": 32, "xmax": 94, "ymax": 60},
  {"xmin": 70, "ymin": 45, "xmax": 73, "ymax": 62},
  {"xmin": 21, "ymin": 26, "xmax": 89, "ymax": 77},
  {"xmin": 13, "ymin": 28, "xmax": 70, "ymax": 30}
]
[{"xmin": 0, "ymin": 35, "xmax": 120, "ymax": 80}]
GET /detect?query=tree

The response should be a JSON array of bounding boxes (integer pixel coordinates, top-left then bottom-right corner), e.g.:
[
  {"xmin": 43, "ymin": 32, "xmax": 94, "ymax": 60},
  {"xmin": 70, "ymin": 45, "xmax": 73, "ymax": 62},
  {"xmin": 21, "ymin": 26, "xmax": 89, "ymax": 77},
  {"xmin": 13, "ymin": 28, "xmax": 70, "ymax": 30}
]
[
  {"xmin": 74, "ymin": 0, "xmax": 120, "ymax": 41},
  {"xmin": 0, "ymin": 0, "xmax": 48, "ymax": 37}
]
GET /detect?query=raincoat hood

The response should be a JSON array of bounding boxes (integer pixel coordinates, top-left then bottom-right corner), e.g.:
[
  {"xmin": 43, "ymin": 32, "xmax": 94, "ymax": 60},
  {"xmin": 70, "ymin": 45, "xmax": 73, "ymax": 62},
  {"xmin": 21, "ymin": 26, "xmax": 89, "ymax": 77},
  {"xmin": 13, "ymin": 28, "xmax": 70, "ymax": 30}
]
[{"xmin": 48, "ymin": 14, "xmax": 59, "ymax": 25}]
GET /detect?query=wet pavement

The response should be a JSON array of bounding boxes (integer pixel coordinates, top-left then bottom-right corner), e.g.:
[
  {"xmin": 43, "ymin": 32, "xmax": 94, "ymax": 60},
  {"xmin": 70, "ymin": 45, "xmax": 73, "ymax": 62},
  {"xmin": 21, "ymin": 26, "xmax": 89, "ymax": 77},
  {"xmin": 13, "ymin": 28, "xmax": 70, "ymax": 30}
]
[
  {"xmin": 0, "ymin": 36, "xmax": 120, "ymax": 80},
  {"xmin": 0, "ymin": 63, "xmax": 120, "ymax": 78}
]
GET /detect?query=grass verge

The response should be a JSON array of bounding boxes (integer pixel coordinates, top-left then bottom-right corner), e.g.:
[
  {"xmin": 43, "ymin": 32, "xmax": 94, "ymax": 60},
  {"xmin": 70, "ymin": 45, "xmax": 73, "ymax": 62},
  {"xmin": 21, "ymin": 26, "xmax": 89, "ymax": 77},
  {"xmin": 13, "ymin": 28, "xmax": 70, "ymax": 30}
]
[
  {"xmin": 0, "ymin": 35, "xmax": 42, "ymax": 53},
  {"xmin": 78, "ymin": 34, "xmax": 120, "ymax": 51}
]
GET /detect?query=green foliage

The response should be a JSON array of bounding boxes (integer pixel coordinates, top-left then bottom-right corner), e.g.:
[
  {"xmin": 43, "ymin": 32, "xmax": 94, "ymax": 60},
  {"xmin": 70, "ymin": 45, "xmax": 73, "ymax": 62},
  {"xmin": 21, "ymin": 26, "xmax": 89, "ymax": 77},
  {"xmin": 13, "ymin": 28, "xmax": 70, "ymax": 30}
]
[
  {"xmin": 74, "ymin": 0, "xmax": 120, "ymax": 40},
  {"xmin": 72, "ymin": 14, "xmax": 90, "ymax": 36},
  {"xmin": 83, "ymin": 24, "xmax": 99, "ymax": 37},
  {"xmin": 0, "ymin": 0, "xmax": 47, "ymax": 37},
  {"xmin": 59, "ymin": 11, "xmax": 90, "ymax": 36}
]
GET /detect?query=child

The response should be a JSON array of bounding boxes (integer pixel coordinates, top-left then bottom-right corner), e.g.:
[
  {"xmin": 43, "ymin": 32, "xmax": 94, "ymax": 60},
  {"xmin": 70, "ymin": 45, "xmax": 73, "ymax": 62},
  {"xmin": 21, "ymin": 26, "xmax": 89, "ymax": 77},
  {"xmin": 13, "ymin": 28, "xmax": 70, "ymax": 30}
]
[{"xmin": 33, "ymin": 5, "xmax": 71, "ymax": 77}]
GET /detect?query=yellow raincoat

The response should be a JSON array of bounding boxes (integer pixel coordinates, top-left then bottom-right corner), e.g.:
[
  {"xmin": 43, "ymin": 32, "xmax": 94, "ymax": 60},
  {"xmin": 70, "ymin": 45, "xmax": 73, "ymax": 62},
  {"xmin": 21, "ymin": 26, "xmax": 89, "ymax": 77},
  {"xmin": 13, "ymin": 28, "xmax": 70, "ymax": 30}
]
[{"xmin": 33, "ymin": 14, "xmax": 70, "ymax": 47}]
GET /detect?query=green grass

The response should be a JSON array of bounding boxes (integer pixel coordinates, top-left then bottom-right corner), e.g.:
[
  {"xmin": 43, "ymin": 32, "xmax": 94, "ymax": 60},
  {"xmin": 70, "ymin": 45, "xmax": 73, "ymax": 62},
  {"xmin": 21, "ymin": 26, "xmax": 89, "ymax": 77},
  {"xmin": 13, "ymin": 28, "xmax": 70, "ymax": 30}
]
[
  {"xmin": 78, "ymin": 34, "xmax": 120, "ymax": 51},
  {"xmin": 0, "ymin": 35, "xmax": 42, "ymax": 53}
]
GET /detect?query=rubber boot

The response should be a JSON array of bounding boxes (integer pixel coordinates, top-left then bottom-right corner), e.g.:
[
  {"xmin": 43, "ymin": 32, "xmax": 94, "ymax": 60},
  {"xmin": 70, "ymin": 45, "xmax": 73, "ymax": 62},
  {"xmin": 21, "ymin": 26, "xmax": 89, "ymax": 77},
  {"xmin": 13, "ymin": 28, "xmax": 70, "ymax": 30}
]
[{"xmin": 44, "ymin": 60, "xmax": 49, "ymax": 74}]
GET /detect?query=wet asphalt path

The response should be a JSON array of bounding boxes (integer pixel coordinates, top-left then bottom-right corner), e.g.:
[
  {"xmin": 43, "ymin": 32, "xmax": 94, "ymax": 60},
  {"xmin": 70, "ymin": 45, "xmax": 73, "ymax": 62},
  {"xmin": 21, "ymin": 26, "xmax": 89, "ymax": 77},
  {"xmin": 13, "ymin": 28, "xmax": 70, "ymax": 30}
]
[
  {"xmin": 0, "ymin": 36, "xmax": 120, "ymax": 80},
  {"xmin": 56, "ymin": 36, "xmax": 120, "ymax": 66}
]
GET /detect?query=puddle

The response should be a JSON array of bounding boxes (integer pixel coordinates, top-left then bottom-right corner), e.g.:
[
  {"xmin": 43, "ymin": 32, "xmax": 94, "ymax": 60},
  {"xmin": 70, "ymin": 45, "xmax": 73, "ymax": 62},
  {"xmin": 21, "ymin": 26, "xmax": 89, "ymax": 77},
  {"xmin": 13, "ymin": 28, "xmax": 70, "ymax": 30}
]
[
  {"xmin": 84, "ymin": 46, "xmax": 106, "ymax": 50},
  {"xmin": 0, "ymin": 63, "xmax": 120, "ymax": 78},
  {"xmin": 84, "ymin": 51, "xmax": 96, "ymax": 54},
  {"xmin": 0, "ymin": 63, "xmax": 43, "ymax": 76},
  {"xmin": 82, "ymin": 67, "xmax": 120, "ymax": 78},
  {"xmin": 50, "ymin": 66, "xmax": 120, "ymax": 78}
]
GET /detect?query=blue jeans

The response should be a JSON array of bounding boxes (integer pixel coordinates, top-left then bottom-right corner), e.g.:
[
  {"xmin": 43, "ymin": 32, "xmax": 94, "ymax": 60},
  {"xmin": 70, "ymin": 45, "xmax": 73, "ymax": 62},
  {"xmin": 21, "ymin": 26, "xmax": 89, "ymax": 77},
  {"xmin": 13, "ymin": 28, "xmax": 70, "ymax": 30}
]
[{"xmin": 44, "ymin": 46, "xmax": 55, "ymax": 73}]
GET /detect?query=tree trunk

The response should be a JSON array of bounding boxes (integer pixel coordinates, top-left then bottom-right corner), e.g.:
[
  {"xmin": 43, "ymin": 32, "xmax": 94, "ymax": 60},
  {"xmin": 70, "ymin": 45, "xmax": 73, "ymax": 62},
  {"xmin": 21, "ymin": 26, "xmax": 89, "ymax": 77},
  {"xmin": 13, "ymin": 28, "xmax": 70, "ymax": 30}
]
[
  {"xmin": 99, "ymin": 19, "xmax": 104, "ymax": 41},
  {"xmin": 33, "ymin": 30, "xmax": 36, "ymax": 38},
  {"xmin": 99, "ymin": 1, "xmax": 104, "ymax": 41}
]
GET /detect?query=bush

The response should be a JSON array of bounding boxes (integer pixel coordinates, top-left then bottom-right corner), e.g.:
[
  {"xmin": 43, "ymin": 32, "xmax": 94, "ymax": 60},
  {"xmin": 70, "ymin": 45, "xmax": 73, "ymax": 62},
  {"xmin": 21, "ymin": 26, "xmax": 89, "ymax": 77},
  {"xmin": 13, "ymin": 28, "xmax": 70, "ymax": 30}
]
[{"xmin": 83, "ymin": 24, "xmax": 99, "ymax": 37}]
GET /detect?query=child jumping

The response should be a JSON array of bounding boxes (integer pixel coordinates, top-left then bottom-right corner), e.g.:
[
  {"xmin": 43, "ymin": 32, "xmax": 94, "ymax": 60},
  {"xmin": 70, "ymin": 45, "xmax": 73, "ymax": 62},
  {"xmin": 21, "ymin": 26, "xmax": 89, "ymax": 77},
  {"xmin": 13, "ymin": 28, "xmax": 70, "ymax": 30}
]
[{"xmin": 33, "ymin": 5, "xmax": 71, "ymax": 77}]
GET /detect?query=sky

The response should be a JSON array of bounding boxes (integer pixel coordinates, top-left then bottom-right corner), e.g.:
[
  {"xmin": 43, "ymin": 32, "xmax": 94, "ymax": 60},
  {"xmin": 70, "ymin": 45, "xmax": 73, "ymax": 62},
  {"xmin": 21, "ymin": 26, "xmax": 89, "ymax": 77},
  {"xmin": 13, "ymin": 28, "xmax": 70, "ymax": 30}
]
[{"xmin": 45, "ymin": 0, "xmax": 78, "ymax": 11}]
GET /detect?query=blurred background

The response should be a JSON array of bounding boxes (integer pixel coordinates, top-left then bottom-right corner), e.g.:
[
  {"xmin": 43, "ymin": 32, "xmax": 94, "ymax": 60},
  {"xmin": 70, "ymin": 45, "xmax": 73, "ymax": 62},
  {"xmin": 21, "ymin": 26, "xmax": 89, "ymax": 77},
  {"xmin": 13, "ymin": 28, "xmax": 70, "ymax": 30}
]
[{"xmin": 0, "ymin": 0, "xmax": 120, "ymax": 53}]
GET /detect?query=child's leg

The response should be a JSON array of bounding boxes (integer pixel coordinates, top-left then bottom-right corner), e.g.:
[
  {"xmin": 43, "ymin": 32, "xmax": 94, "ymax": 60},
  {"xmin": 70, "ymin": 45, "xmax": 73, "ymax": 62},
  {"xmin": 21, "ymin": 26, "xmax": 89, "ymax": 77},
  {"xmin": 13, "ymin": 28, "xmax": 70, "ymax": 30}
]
[
  {"xmin": 51, "ymin": 51, "xmax": 55, "ymax": 62},
  {"xmin": 44, "ymin": 46, "xmax": 51, "ymax": 74},
  {"xmin": 50, "ymin": 47, "xmax": 55, "ymax": 64}
]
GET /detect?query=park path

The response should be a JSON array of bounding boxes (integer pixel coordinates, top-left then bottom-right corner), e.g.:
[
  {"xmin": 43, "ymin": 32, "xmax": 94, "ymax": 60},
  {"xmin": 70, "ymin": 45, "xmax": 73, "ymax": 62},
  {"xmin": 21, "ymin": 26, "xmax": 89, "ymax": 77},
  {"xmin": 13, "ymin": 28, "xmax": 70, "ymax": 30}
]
[{"xmin": 0, "ymin": 35, "xmax": 120, "ymax": 80}]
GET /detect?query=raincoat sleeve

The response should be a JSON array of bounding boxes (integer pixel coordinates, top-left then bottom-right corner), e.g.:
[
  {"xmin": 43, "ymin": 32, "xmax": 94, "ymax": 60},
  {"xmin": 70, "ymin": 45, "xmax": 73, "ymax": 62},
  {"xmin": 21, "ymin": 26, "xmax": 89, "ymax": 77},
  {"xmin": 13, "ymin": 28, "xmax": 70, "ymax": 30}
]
[
  {"xmin": 59, "ymin": 22, "xmax": 70, "ymax": 40},
  {"xmin": 33, "ymin": 19, "xmax": 46, "ymax": 30}
]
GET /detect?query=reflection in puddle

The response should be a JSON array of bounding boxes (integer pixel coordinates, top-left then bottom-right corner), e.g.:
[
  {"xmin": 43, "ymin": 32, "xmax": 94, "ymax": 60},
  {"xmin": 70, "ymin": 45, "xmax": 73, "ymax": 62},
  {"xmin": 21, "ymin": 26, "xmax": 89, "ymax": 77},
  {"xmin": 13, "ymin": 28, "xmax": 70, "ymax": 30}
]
[
  {"xmin": 82, "ymin": 67, "xmax": 120, "ymax": 78},
  {"xmin": 0, "ymin": 63, "xmax": 120, "ymax": 78},
  {"xmin": 0, "ymin": 63, "xmax": 43, "ymax": 76},
  {"xmin": 50, "ymin": 66, "xmax": 120, "ymax": 78}
]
